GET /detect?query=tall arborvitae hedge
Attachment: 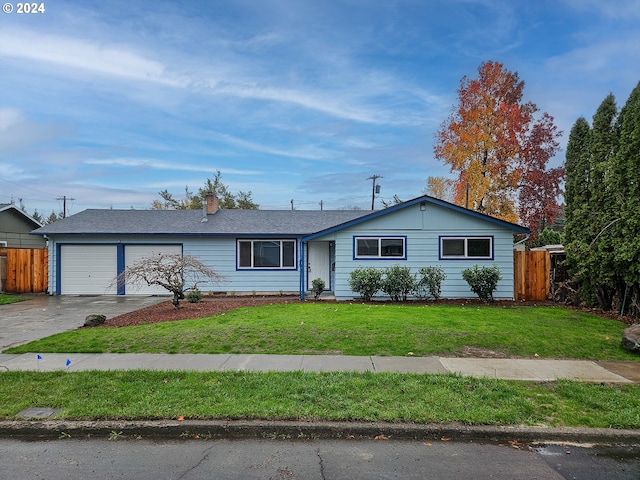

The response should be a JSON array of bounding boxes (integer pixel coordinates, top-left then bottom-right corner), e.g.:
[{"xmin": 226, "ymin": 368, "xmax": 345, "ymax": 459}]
[{"xmin": 564, "ymin": 82, "xmax": 640, "ymax": 317}]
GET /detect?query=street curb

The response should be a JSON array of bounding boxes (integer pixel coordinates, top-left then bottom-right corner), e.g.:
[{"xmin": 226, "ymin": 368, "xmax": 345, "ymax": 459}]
[{"xmin": 1, "ymin": 419, "xmax": 639, "ymax": 445}]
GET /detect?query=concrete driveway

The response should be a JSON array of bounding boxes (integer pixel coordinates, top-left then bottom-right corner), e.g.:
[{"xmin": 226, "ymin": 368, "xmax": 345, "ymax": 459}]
[{"xmin": 0, "ymin": 295, "xmax": 167, "ymax": 351}]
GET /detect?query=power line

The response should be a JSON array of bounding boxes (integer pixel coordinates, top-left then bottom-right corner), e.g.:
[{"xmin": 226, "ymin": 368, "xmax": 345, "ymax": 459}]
[{"xmin": 0, "ymin": 176, "xmax": 57, "ymax": 200}]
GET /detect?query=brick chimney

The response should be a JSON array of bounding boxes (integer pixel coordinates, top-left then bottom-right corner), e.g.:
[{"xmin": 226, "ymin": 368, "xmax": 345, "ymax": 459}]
[{"xmin": 205, "ymin": 194, "xmax": 219, "ymax": 214}]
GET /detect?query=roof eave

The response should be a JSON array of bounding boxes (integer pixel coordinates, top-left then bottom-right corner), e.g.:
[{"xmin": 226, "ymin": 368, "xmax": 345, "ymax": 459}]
[{"xmin": 302, "ymin": 195, "xmax": 529, "ymax": 241}]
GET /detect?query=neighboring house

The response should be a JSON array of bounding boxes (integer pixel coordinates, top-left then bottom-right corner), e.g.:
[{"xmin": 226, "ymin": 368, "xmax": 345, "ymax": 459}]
[
  {"xmin": 32, "ymin": 195, "xmax": 529, "ymax": 300},
  {"xmin": 0, "ymin": 204, "xmax": 45, "ymax": 248}
]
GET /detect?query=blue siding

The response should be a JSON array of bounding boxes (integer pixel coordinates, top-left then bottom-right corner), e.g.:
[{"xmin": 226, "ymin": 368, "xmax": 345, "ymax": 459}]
[
  {"xmin": 183, "ymin": 237, "xmax": 300, "ymax": 294},
  {"xmin": 313, "ymin": 203, "xmax": 518, "ymax": 301},
  {"xmin": 47, "ymin": 235, "xmax": 301, "ymax": 296},
  {"xmin": 45, "ymin": 199, "xmax": 522, "ymax": 299}
]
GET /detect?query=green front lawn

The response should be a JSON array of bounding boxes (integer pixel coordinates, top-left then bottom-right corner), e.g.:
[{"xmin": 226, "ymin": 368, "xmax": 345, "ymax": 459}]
[
  {"xmin": 1, "ymin": 370, "xmax": 639, "ymax": 428},
  {"xmin": 5, "ymin": 303, "xmax": 635, "ymax": 361},
  {"xmin": 3, "ymin": 303, "xmax": 638, "ymax": 427}
]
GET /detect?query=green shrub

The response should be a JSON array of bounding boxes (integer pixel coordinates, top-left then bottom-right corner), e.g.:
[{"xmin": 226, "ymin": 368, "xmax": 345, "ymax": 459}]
[
  {"xmin": 530, "ymin": 227, "xmax": 564, "ymax": 249},
  {"xmin": 416, "ymin": 266, "xmax": 446, "ymax": 300},
  {"xmin": 187, "ymin": 289, "xmax": 203, "ymax": 303},
  {"xmin": 461, "ymin": 264, "xmax": 502, "ymax": 302},
  {"xmin": 382, "ymin": 265, "xmax": 415, "ymax": 301},
  {"xmin": 348, "ymin": 267, "xmax": 383, "ymax": 301},
  {"xmin": 311, "ymin": 278, "xmax": 326, "ymax": 300}
]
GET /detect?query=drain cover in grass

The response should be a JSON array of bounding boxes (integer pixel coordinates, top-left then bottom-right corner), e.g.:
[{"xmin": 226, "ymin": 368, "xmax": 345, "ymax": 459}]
[{"xmin": 16, "ymin": 407, "xmax": 61, "ymax": 418}]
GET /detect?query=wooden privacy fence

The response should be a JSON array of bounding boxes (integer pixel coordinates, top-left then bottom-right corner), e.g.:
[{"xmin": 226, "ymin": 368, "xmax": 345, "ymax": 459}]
[
  {"xmin": 0, "ymin": 247, "xmax": 48, "ymax": 293},
  {"xmin": 514, "ymin": 250, "xmax": 550, "ymax": 301}
]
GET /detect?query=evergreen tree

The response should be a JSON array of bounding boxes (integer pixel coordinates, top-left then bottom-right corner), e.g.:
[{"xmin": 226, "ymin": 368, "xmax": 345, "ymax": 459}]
[
  {"xmin": 45, "ymin": 211, "xmax": 62, "ymax": 224},
  {"xmin": 563, "ymin": 117, "xmax": 592, "ymax": 299},
  {"xmin": 564, "ymin": 84, "xmax": 640, "ymax": 317},
  {"xmin": 587, "ymin": 94, "xmax": 619, "ymax": 310},
  {"xmin": 611, "ymin": 81, "xmax": 640, "ymax": 315},
  {"xmin": 563, "ymin": 117, "xmax": 591, "ymax": 232},
  {"xmin": 31, "ymin": 210, "xmax": 44, "ymax": 225}
]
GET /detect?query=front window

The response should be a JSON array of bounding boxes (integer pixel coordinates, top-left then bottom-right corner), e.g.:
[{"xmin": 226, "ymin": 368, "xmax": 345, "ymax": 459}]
[
  {"xmin": 238, "ymin": 240, "xmax": 296, "ymax": 269},
  {"xmin": 440, "ymin": 237, "xmax": 493, "ymax": 259},
  {"xmin": 354, "ymin": 236, "xmax": 406, "ymax": 259}
]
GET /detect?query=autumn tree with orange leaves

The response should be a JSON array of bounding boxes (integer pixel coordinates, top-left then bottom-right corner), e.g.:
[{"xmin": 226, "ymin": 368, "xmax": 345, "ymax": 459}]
[{"xmin": 434, "ymin": 61, "xmax": 564, "ymax": 239}]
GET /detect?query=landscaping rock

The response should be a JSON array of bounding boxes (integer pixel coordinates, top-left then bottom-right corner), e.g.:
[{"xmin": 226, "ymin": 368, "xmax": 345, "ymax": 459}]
[
  {"xmin": 84, "ymin": 314, "xmax": 106, "ymax": 327},
  {"xmin": 621, "ymin": 325, "xmax": 640, "ymax": 354}
]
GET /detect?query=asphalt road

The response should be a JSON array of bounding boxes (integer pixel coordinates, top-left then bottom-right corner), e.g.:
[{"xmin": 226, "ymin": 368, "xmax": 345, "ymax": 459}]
[{"xmin": 2, "ymin": 437, "xmax": 639, "ymax": 479}]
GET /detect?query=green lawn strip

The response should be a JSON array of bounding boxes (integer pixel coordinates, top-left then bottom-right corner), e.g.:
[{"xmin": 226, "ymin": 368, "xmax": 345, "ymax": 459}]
[
  {"xmin": 5, "ymin": 304, "xmax": 634, "ymax": 361},
  {"xmin": 0, "ymin": 294, "xmax": 28, "ymax": 305},
  {"xmin": 1, "ymin": 370, "xmax": 638, "ymax": 428}
]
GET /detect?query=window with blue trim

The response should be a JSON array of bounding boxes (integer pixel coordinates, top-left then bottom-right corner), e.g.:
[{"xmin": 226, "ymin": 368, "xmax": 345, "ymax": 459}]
[
  {"xmin": 238, "ymin": 240, "xmax": 296, "ymax": 269},
  {"xmin": 440, "ymin": 237, "xmax": 492, "ymax": 259},
  {"xmin": 355, "ymin": 236, "xmax": 406, "ymax": 259}
]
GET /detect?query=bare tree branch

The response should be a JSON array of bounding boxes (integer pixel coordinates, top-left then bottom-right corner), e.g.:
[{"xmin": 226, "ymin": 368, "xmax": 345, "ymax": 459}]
[{"xmin": 111, "ymin": 253, "xmax": 223, "ymax": 307}]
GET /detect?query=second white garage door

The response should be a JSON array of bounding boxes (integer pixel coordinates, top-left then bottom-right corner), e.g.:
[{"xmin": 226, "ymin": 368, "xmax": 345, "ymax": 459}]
[{"xmin": 124, "ymin": 245, "xmax": 182, "ymax": 295}]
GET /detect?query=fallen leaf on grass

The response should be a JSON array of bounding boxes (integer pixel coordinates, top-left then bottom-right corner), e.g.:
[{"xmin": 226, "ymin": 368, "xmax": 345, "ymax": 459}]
[
  {"xmin": 374, "ymin": 435, "xmax": 389, "ymax": 441},
  {"xmin": 177, "ymin": 416, "xmax": 184, "ymax": 421}
]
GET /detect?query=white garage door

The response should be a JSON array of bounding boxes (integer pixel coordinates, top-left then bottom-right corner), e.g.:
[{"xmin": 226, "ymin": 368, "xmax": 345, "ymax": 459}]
[
  {"xmin": 60, "ymin": 245, "xmax": 117, "ymax": 295},
  {"xmin": 124, "ymin": 245, "xmax": 182, "ymax": 295}
]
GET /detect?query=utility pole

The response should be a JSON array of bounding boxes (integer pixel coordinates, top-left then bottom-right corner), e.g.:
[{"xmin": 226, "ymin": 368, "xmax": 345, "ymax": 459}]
[
  {"xmin": 319, "ymin": 200, "xmax": 323, "ymax": 211},
  {"xmin": 56, "ymin": 195, "xmax": 75, "ymax": 218},
  {"xmin": 367, "ymin": 175, "xmax": 382, "ymax": 210}
]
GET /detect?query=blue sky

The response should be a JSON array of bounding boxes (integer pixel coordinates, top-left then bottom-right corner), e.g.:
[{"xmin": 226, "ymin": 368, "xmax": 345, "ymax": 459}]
[{"xmin": 1, "ymin": 0, "xmax": 639, "ymax": 216}]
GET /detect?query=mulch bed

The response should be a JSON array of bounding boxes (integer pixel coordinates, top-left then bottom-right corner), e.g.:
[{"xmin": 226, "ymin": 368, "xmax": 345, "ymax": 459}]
[{"xmin": 104, "ymin": 296, "xmax": 301, "ymax": 327}]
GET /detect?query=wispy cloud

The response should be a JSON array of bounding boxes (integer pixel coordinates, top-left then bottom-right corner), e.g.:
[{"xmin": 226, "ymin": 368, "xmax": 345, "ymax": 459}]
[
  {"xmin": 2, "ymin": 0, "xmax": 638, "ymax": 213},
  {"xmin": 85, "ymin": 158, "xmax": 262, "ymax": 175},
  {"xmin": 561, "ymin": 0, "xmax": 640, "ymax": 20},
  {"xmin": 0, "ymin": 29, "xmax": 187, "ymax": 87},
  {"xmin": 0, "ymin": 107, "xmax": 67, "ymax": 153},
  {"xmin": 546, "ymin": 35, "xmax": 640, "ymax": 83},
  {"xmin": 0, "ymin": 26, "xmax": 433, "ymax": 127},
  {"xmin": 208, "ymin": 131, "xmax": 336, "ymax": 160}
]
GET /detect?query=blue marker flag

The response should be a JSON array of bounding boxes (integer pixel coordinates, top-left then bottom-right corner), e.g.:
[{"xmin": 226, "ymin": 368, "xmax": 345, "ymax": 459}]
[
  {"xmin": 37, "ymin": 354, "xmax": 43, "ymax": 360},
  {"xmin": 65, "ymin": 359, "xmax": 71, "ymax": 367}
]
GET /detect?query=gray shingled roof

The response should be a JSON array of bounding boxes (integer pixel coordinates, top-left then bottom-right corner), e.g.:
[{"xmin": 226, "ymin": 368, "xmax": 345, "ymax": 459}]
[{"xmin": 32, "ymin": 209, "xmax": 371, "ymax": 236}]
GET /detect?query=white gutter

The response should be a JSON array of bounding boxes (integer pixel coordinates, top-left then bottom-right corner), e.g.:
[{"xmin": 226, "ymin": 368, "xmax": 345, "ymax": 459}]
[{"xmin": 513, "ymin": 233, "xmax": 530, "ymax": 248}]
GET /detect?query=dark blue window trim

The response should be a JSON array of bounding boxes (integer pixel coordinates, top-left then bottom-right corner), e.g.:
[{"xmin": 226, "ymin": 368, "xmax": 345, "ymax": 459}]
[
  {"xmin": 352, "ymin": 236, "xmax": 407, "ymax": 260},
  {"xmin": 438, "ymin": 236, "xmax": 494, "ymax": 260},
  {"xmin": 236, "ymin": 238, "xmax": 299, "ymax": 271}
]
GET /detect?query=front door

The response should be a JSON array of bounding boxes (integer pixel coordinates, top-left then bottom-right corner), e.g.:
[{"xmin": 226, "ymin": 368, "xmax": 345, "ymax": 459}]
[{"xmin": 307, "ymin": 242, "xmax": 331, "ymax": 291}]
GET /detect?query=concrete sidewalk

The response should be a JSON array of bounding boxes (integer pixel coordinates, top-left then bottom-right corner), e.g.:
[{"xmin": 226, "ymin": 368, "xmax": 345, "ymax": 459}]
[{"xmin": 1, "ymin": 352, "xmax": 638, "ymax": 383}]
